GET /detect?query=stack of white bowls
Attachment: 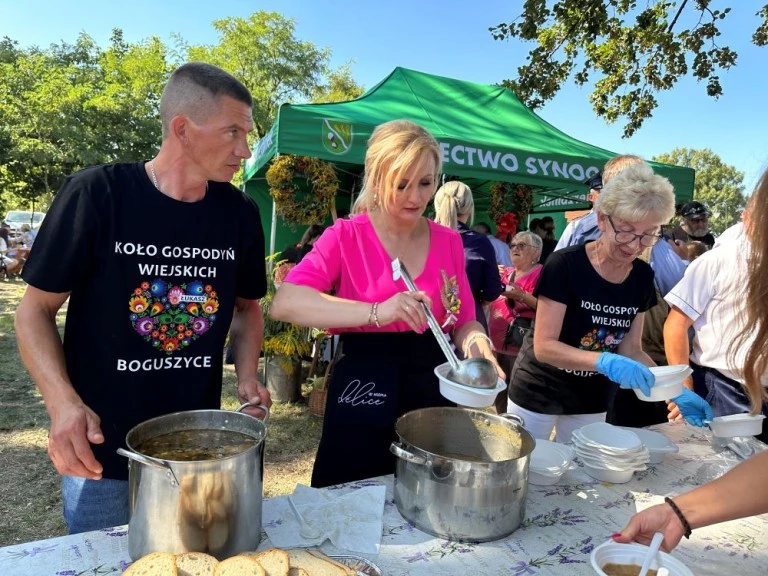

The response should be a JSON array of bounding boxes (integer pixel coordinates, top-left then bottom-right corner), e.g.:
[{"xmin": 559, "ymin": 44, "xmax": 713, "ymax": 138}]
[
  {"xmin": 572, "ymin": 422, "xmax": 649, "ymax": 483},
  {"xmin": 528, "ymin": 440, "xmax": 574, "ymax": 485}
]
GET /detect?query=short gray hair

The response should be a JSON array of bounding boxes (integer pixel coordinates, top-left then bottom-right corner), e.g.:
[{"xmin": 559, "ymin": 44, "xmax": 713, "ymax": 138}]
[
  {"xmin": 513, "ymin": 230, "xmax": 543, "ymax": 262},
  {"xmin": 160, "ymin": 62, "xmax": 253, "ymax": 139},
  {"xmin": 595, "ymin": 163, "xmax": 676, "ymax": 223}
]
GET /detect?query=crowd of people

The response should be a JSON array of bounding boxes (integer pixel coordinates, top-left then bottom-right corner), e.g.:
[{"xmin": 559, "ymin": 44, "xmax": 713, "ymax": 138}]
[{"xmin": 11, "ymin": 61, "xmax": 768, "ymax": 557}]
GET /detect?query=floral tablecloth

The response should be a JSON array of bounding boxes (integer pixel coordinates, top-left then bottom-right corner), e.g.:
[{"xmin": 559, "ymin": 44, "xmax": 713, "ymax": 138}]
[{"xmin": 2, "ymin": 421, "xmax": 768, "ymax": 575}]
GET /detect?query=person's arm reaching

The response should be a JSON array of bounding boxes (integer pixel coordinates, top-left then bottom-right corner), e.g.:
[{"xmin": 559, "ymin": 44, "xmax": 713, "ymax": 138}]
[
  {"xmin": 615, "ymin": 450, "xmax": 768, "ymax": 552},
  {"xmin": 15, "ymin": 285, "xmax": 104, "ymax": 479},
  {"xmin": 230, "ymin": 296, "xmax": 272, "ymax": 417},
  {"xmin": 663, "ymin": 306, "xmax": 695, "ymax": 420}
]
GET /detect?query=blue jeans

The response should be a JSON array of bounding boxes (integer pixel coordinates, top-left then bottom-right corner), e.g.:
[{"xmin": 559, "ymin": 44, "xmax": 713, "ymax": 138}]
[
  {"xmin": 691, "ymin": 362, "xmax": 768, "ymax": 443},
  {"xmin": 62, "ymin": 476, "xmax": 130, "ymax": 534}
]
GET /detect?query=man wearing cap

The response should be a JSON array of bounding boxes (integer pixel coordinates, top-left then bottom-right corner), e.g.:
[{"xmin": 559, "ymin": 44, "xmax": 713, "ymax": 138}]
[{"xmin": 671, "ymin": 201, "xmax": 715, "ymax": 249}]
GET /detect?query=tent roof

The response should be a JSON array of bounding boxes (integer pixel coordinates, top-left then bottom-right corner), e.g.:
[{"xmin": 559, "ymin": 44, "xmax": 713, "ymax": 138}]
[{"xmin": 244, "ymin": 67, "xmax": 694, "ymax": 206}]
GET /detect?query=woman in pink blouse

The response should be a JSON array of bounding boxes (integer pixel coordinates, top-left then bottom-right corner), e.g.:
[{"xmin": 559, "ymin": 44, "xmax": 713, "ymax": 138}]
[
  {"xmin": 270, "ymin": 119, "xmax": 501, "ymax": 487},
  {"xmin": 488, "ymin": 231, "xmax": 543, "ymax": 412}
]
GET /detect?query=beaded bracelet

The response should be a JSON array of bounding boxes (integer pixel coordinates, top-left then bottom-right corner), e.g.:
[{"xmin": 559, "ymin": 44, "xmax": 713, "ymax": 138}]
[{"xmin": 664, "ymin": 497, "xmax": 692, "ymax": 539}]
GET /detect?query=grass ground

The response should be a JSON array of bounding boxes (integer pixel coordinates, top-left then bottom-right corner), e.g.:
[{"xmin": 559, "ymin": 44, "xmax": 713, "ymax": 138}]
[{"xmin": 0, "ymin": 279, "xmax": 322, "ymax": 547}]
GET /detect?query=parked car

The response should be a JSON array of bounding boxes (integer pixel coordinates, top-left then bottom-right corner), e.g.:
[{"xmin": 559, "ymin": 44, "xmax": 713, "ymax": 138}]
[{"xmin": 3, "ymin": 210, "xmax": 46, "ymax": 243}]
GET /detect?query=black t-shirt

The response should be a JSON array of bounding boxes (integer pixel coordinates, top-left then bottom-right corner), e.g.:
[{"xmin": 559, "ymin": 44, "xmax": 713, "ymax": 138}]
[
  {"xmin": 22, "ymin": 162, "xmax": 266, "ymax": 479},
  {"xmin": 508, "ymin": 244, "xmax": 656, "ymax": 415},
  {"xmin": 670, "ymin": 224, "xmax": 715, "ymax": 249}
]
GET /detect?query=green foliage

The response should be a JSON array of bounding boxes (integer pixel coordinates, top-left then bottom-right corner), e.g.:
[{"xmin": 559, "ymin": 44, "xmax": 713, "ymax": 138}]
[
  {"xmin": 260, "ymin": 255, "xmax": 323, "ymax": 360},
  {"xmin": 184, "ymin": 11, "xmax": 331, "ymax": 138},
  {"xmin": 653, "ymin": 147, "xmax": 746, "ymax": 234},
  {"xmin": 491, "ymin": 1, "xmax": 765, "ymax": 137}
]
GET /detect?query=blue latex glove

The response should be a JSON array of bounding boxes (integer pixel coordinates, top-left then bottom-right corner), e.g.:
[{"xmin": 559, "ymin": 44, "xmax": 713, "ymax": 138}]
[
  {"xmin": 595, "ymin": 352, "xmax": 655, "ymax": 396},
  {"xmin": 671, "ymin": 388, "xmax": 713, "ymax": 427}
]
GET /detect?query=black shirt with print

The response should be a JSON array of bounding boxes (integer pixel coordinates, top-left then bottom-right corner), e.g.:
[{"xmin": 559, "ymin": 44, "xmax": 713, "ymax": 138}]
[
  {"xmin": 23, "ymin": 162, "xmax": 266, "ymax": 479},
  {"xmin": 508, "ymin": 243, "xmax": 656, "ymax": 415}
]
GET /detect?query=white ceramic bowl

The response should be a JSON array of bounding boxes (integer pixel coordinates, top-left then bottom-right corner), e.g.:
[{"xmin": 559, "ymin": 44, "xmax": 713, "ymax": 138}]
[
  {"xmin": 707, "ymin": 413, "xmax": 766, "ymax": 437},
  {"xmin": 634, "ymin": 379, "xmax": 685, "ymax": 402},
  {"xmin": 434, "ymin": 363, "xmax": 506, "ymax": 408},
  {"xmin": 574, "ymin": 423, "xmax": 643, "ymax": 451},
  {"xmin": 621, "ymin": 427, "xmax": 679, "ymax": 464},
  {"xmin": 591, "ymin": 540, "xmax": 694, "ymax": 576},
  {"xmin": 582, "ymin": 463, "xmax": 636, "ymax": 483}
]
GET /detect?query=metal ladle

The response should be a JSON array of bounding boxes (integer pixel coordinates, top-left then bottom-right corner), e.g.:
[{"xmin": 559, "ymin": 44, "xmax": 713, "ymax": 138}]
[{"xmin": 392, "ymin": 258, "xmax": 499, "ymax": 389}]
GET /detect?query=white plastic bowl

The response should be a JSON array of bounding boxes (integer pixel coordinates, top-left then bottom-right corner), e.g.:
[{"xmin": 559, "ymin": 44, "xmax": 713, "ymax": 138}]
[
  {"xmin": 529, "ymin": 440, "xmax": 573, "ymax": 485},
  {"xmin": 707, "ymin": 413, "xmax": 766, "ymax": 437},
  {"xmin": 591, "ymin": 540, "xmax": 694, "ymax": 576},
  {"xmin": 650, "ymin": 364, "xmax": 692, "ymax": 381},
  {"xmin": 582, "ymin": 463, "xmax": 636, "ymax": 483},
  {"xmin": 634, "ymin": 379, "xmax": 685, "ymax": 402},
  {"xmin": 434, "ymin": 363, "xmax": 506, "ymax": 408},
  {"xmin": 574, "ymin": 423, "xmax": 643, "ymax": 451},
  {"xmin": 621, "ymin": 427, "xmax": 679, "ymax": 464}
]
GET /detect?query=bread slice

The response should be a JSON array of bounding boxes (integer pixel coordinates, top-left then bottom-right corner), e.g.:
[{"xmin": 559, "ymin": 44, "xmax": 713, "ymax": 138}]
[
  {"xmin": 123, "ymin": 552, "xmax": 178, "ymax": 576},
  {"xmin": 213, "ymin": 556, "xmax": 266, "ymax": 576},
  {"xmin": 250, "ymin": 548, "xmax": 289, "ymax": 576},
  {"xmin": 307, "ymin": 550, "xmax": 356, "ymax": 576},
  {"xmin": 175, "ymin": 552, "xmax": 219, "ymax": 576},
  {"xmin": 288, "ymin": 568, "xmax": 309, "ymax": 576},
  {"xmin": 286, "ymin": 549, "xmax": 349, "ymax": 576}
]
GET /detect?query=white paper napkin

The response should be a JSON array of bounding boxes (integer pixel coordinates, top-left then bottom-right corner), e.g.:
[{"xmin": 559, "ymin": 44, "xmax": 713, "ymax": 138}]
[{"xmin": 262, "ymin": 483, "xmax": 386, "ymax": 554}]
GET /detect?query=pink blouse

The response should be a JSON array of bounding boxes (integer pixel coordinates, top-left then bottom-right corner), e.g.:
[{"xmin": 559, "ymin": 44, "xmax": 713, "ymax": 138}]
[
  {"xmin": 284, "ymin": 213, "xmax": 476, "ymax": 333},
  {"xmin": 488, "ymin": 264, "xmax": 542, "ymax": 352}
]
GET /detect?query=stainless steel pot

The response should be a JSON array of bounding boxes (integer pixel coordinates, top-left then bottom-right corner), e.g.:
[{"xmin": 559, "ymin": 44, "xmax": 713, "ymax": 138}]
[
  {"xmin": 390, "ymin": 407, "xmax": 535, "ymax": 542},
  {"xmin": 118, "ymin": 403, "xmax": 269, "ymax": 560}
]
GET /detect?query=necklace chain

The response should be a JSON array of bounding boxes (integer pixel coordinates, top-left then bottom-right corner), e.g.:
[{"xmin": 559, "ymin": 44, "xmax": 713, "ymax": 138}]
[{"xmin": 149, "ymin": 160, "xmax": 160, "ymax": 192}]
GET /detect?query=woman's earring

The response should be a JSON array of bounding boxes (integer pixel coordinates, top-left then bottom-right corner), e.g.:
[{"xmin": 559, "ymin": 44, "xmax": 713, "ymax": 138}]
[{"xmin": 372, "ymin": 191, "xmax": 379, "ymax": 210}]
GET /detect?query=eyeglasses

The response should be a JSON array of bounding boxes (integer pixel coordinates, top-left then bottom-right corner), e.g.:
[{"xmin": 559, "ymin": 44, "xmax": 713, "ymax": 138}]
[
  {"xmin": 509, "ymin": 243, "xmax": 531, "ymax": 250},
  {"xmin": 606, "ymin": 216, "xmax": 662, "ymax": 247},
  {"xmin": 687, "ymin": 216, "xmax": 708, "ymax": 223}
]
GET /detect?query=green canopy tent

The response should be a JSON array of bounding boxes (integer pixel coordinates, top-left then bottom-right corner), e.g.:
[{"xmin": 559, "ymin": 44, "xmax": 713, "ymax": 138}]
[{"xmin": 243, "ymin": 67, "xmax": 695, "ymax": 254}]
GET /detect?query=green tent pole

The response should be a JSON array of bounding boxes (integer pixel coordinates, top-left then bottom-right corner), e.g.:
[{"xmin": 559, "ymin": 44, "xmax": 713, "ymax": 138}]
[{"xmin": 270, "ymin": 200, "xmax": 277, "ymax": 256}]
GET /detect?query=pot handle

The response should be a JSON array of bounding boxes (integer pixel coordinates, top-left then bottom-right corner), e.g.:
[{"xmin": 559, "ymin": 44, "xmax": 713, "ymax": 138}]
[
  {"xmin": 390, "ymin": 442, "xmax": 428, "ymax": 466},
  {"xmin": 117, "ymin": 447, "xmax": 179, "ymax": 487},
  {"xmin": 236, "ymin": 402, "xmax": 270, "ymax": 426},
  {"xmin": 498, "ymin": 413, "xmax": 526, "ymax": 428}
]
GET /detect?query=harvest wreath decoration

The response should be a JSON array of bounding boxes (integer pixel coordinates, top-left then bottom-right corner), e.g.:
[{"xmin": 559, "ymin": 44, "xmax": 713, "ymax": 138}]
[
  {"xmin": 488, "ymin": 181, "xmax": 534, "ymax": 238},
  {"xmin": 266, "ymin": 154, "xmax": 339, "ymax": 224}
]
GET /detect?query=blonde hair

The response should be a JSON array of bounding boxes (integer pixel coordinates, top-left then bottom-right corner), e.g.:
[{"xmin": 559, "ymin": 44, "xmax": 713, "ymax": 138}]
[
  {"xmin": 731, "ymin": 171, "xmax": 768, "ymax": 413},
  {"xmin": 352, "ymin": 120, "xmax": 441, "ymax": 215},
  {"xmin": 433, "ymin": 181, "xmax": 474, "ymax": 230},
  {"xmin": 595, "ymin": 162, "xmax": 676, "ymax": 224},
  {"xmin": 603, "ymin": 154, "xmax": 645, "ymax": 183}
]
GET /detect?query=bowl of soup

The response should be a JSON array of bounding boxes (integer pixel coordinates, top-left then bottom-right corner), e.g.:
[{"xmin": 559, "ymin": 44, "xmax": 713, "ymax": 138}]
[{"xmin": 590, "ymin": 540, "xmax": 693, "ymax": 576}]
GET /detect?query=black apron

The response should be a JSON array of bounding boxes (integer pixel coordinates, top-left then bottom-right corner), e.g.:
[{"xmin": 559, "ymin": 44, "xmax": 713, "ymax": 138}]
[{"xmin": 310, "ymin": 331, "xmax": 454, "ymax": 488}]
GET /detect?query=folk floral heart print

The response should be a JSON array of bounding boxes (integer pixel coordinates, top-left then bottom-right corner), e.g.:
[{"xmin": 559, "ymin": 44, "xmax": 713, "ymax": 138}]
[{"xmin": 129, "ymin": 278, "xmax": 219, "ymax": 354}]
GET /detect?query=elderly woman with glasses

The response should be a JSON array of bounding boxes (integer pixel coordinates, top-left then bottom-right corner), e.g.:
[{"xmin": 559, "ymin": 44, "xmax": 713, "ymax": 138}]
[
  {"xmin": 488, "ymin": 231, "xmax": 543, "ymax": 412},
  {"xmin": 505, "ymin": 163, "xmax": 710, "ymax": 441}
]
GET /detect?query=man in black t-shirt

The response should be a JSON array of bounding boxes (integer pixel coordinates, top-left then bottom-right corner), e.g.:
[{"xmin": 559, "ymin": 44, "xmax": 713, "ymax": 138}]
[{"xmin": 15, "ymin": 63, "xmax": 271, "ymax": 534}]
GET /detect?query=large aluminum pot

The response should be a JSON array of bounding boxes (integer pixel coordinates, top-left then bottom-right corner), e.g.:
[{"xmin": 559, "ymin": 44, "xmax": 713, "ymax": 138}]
[
  {"xmin": 390, "ymin": 407, "xmax": 535, "ymax": 542},
  {"xmin": 118, "ymin": 403, "xmax": 268, "ymax": 560}
]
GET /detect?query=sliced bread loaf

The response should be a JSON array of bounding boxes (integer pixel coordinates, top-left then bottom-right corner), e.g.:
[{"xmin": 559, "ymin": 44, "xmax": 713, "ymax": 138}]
[
  {"xmin": 286, "ymin": 549, "xmax": 348, "ymax": 576},
  {"xmin": 213, "ymin": 556, "xmax": 266, "ymax": 576},
  {"xmin": 175, "ymin": 551, "xmax": 219, "ymax": 576},
  {"xmin": 123, "ymin": 552, "xmax": 178, "ymax": 576},
  {"xmin": 251, "ymin": 548, "xmax": 289, "ymax": 576}
]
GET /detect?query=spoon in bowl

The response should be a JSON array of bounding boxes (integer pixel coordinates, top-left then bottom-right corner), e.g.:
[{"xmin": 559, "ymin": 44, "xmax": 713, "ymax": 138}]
[
  {"xmin": 287, "ymin": 495, "xmax": 321, "ymax": 540},
  {"xmin": 638, "ymin": 531, "xmax": 664, "ymax": 576}
]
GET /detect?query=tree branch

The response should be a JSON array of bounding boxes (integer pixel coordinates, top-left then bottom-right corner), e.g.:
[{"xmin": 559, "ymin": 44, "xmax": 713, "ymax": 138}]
[{"xmin": 668, "ymin": 0, "xmax": 689, "ymax": 32}]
